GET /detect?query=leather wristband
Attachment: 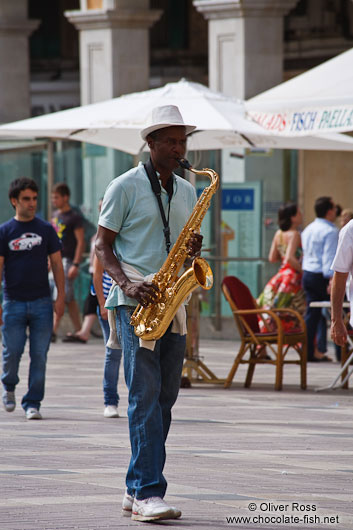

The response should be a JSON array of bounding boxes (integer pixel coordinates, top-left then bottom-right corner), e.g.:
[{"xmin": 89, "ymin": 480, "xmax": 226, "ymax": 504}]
[{"xmin": 73, "ymin": 262, "xmax": 80, "ymax": 267}]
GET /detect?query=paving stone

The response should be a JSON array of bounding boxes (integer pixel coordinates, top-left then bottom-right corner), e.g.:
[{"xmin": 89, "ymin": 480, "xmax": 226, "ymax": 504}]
[{"xmin": 0, "ymin": 338, "xmax": 353, "ymax": 529}]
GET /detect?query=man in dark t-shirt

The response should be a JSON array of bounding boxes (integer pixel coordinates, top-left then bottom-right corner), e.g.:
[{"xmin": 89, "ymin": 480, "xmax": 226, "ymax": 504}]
[
  {"xmin": 51, "ymin": 183, "xmax": 85, "ymax": 340},
  {"xmin": 1, "ymin": 178, "xmax": 65, "ymax": 420}
]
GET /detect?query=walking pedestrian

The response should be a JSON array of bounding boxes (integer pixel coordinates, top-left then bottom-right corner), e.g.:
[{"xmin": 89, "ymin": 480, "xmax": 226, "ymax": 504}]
[
  {"xmin": 51, "ymin": 183, "xmax": 85, "ymax": 340},
  {"xmin": 1, "ymin": 178, "xmax": 65, "ymax": 419},
  {"xmin": 92, "ymin": 254, "xmax": 122, "ymax": 418}
]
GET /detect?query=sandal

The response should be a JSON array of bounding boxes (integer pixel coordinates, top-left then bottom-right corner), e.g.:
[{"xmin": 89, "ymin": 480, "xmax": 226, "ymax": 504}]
[
  {"xmin": 312, "ymin": 355, "xmax": 333, "ymax": 362},
  {"xmin": 62, "ymin": 334, "xmax": 87, "ymax": 344}
]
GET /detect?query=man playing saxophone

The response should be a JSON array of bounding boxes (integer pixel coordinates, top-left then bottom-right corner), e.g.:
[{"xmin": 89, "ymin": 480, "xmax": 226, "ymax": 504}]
[{"xmin": 95, "ymin": 105, "xmax": 202, "ymax": 522}]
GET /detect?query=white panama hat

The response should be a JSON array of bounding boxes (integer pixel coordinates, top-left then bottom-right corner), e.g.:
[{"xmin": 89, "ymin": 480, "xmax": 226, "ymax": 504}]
[{"xmin": 140, "ymin": 105, "xmax": 196, "ymax": 141}]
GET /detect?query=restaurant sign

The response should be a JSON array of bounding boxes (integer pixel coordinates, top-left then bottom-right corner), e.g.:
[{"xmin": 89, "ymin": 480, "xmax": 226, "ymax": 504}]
[{"xmin": 247, "ymin": 105, "xmax": 353, "ymax": 136}]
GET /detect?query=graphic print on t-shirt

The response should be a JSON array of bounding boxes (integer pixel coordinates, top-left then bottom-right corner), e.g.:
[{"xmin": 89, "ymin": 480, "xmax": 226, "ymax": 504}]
[
  {"xmin": 51, "ymin": 217, "xmax": 66, "ymax": 240},
  {"xmin": 8, "ymin": 232, "xmax": 43, "ymax": 251}
]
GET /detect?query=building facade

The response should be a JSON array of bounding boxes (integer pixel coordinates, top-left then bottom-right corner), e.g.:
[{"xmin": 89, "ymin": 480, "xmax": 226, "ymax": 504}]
[{"xmin": 1, "ymin": 0, "xmax": 353, "ymax": 332}]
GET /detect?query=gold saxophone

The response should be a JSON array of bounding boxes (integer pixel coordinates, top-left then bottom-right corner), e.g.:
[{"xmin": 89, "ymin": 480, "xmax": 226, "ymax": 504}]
[{"xmin": 130, "ymin": 158, "xmax": 219, "ymax": 341}]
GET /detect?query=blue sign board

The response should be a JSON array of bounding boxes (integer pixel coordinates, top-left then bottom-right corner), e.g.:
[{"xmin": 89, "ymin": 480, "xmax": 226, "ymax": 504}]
[
  {"xmin": 197, "ymin": 188, "xmax": 255, "ymax": 210},
  {"xmin": 222, "ymin": 188, "xmax": 254, "ymax": 210}
]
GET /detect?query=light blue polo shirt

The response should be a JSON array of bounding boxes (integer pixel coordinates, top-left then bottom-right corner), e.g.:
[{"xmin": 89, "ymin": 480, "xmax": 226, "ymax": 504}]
[
  {"xmin": 302, "ymin": 218, "xmax": 338, "ymax": 278},
  {"xmin": 99, "ymin": 162, "xmax": 197, "ymax": 308}
]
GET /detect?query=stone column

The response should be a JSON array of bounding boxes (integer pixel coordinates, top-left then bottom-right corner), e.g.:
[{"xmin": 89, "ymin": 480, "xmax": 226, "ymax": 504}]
[
  {"xmin": 64, "ymin": 1, "xmax": 162, "ymax": 232},
  {"xmin": 0, "ymin": 0, "xmax": 39, "ymax": 122},
  {"xmin": 193, "ymin": 0, "xmax": 300, "ymax": 316},
  {"xmin": 65, "ymin": 0, "xmax": 162, "ymax": 104},
  {"xmin": 193, "ymin": 0, "xmax": 299, "ymax": 99}
]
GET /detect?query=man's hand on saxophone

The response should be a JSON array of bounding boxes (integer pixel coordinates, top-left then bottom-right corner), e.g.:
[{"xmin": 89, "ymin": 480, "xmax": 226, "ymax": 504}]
[
  {"xmin": 121, "ymin": 280, "xmax": 160, "ymax": 308},
  {"xmin": 186, "ymin": 231, "xmax": 203, "ymax": 259},
  {"xmin": 126, "ymin": 232, "xmax": 203, "ymax": 308}
]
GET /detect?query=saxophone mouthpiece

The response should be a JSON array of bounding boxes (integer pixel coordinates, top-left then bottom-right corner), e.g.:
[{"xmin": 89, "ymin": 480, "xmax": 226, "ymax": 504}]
[{"xmin": 177, "ymin": 158, "xmax": 193, "ymax": 170}]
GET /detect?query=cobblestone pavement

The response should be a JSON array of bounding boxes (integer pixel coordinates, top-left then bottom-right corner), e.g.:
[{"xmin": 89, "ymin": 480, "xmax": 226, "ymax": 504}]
[{"xmin": 1, "ymin": 338, "xmax": 353, "ymax": 530}]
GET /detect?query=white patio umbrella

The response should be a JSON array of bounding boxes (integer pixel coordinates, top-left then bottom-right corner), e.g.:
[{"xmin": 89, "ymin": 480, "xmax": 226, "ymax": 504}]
[
  {"xmin": 1, "ymin": 79, "xmax": 353, "ymax": 152},
  {"xmin": 246, "ymin": 48, "xmax": 353, "ymax": 137}
]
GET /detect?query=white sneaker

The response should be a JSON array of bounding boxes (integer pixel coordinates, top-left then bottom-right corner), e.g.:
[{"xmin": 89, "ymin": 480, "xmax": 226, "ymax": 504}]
[
  {"xmin": 131, "ymin": 496, "xmax": 181, "ymax": 522},
  {"xmin": 2, "ymin": 391, "xmax": 16, "ymax": 412},
  {"xmin": 122, "ymin": 490, "xmax": 134, "ymax": 516},
  {"xmin": 25, "ymin": 408, "xmax": 42, "ymax": 420},
  {"xmin": 104, "ymin": 405, "xmax": 119, "ymax": 418}
]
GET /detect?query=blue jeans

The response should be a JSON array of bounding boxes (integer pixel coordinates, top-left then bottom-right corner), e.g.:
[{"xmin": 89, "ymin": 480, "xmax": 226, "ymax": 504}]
[
  {"xmin": 317, "ymin": 311, "xmax": 328, "ymax": 353},
  {"xmin": 116, "ymin": 306, "xmax": 186, "ymax": 500},
  {"xmin": 1, "ymin": 297, "xmax": 53, "ymax": 411},
  {"xmin": 97, "ymin": 308, "xmax": 122, "ymax": 406},
  {"xmin": 302, "ymin": 271, "xmax": 329, "ymax": 360}
]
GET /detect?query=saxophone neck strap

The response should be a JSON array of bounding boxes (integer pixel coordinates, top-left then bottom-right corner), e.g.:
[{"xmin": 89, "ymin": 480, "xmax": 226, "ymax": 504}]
[{"xmin": 144, "ymin": 158, "xmax": 172, "ymax": 254}]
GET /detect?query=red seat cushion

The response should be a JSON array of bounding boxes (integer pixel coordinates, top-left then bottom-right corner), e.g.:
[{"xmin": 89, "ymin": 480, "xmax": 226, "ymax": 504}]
[
  {"xmin": 222, "ymin": 276, "xmax": 260, "ymax": 333},
  {"xmin": 253, "ymin": 328, "xmax": 303, "ymax": 338}
]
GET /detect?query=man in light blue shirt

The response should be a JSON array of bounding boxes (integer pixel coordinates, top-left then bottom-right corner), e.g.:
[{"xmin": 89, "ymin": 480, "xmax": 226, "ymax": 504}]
[
  {"xmin": 95, "ymin": 105, "xmax": 203, "ymax": 522},
  {"xmin": 99, "ymin": 162, "xmax": 197, "ymax": 308},
  {"xmin": 302, "ymin": 197, "xmax": 338, "ymax": 362}
]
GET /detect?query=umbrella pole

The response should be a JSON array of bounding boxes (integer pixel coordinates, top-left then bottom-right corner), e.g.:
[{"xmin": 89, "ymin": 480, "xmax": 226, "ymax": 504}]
[
  {"xmin": 47, "ymin": 140, "xmax": 54, "ymax": 221},
  {"xmin": 213, "ymin": 150, "xmax": 222, "ymax": 331}
]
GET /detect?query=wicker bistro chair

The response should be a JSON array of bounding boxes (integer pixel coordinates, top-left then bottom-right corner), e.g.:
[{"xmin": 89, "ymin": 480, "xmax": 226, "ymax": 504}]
[{"xmin": 222, "ymin": 276, "xmax": 307, "ymax": 391}]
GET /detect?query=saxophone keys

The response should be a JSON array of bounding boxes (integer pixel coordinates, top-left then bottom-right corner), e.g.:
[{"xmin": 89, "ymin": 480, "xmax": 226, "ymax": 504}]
[{"xmin": 135, "ymin": 322, "xmax": 146, "ymax": 336}]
